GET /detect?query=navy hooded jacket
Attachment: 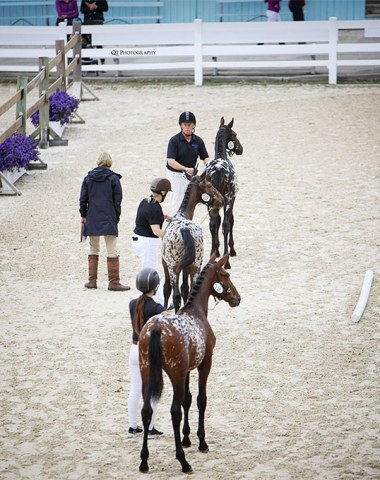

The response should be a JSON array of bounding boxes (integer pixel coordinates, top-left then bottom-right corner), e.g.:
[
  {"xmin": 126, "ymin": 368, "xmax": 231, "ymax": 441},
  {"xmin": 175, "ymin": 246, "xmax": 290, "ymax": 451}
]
[{"xmin": 79, "ymin": 167, "xmax": 122, "ymax": 237}]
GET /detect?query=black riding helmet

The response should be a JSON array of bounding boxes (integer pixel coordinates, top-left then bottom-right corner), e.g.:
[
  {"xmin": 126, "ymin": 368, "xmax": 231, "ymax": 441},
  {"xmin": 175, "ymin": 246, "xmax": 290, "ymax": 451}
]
[
  {"xmin": 136, "ymin": 268, "xmax": 160, "ymax": 294},
  {"xmin": 179, "ymin": 111, "xmax": 196, "ymax": 125},
  {"xmin": 150, "ymin": 177, "xmax": 171, "ymax": 202}
]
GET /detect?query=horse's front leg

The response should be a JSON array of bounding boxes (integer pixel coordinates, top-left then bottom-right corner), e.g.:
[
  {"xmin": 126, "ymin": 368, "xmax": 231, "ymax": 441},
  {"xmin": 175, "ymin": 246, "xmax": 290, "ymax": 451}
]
[
  {"xmin": 182, "ymin": 372, "xmax": 192, "ymax": 448},
  {"xmin": 139, "ymin": 374, "xmax": 153, "ymax": 473},
  {"xmin": 209, "ymin": 213, "xmax": 221, "ymax": 258},
  {"xmin": 171, "ymin": 382, "xmax": 192, "ymax": 473},
  {"xmin": 196, "ymin": 361, "xmax": 212, "ymax": 453}
]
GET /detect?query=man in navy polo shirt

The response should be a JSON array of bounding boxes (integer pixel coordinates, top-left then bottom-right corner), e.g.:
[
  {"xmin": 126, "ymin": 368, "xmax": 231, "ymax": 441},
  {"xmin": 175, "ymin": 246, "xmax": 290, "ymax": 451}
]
[{"xmin": 166, "ymin": 111, "xmax": 209, "ymax": 215}]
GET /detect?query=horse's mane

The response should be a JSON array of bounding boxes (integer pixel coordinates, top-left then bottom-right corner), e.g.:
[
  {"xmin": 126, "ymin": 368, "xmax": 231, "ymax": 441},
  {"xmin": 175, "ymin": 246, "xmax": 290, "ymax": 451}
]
[
  {"xmin": 178, "ymin": 177, "xmax": 200, "ymax": 214},
  {"xmin": 185, "ymin": 262, "xmax": 212, "ymax": 306},
  {"xmin": 215, "ymin": 126, "xmax": 228, "ymax": 160}
]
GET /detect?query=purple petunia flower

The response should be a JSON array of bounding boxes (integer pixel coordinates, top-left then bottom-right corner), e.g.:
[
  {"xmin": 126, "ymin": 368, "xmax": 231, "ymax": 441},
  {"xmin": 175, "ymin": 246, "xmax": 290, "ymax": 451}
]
[
  {"xmin": 31, "ymin": 90, "xmax": 79, "ymax": 127},
  {"xmin": 0, "ymin": 133, "xmax": 40, "ymax": 172}
]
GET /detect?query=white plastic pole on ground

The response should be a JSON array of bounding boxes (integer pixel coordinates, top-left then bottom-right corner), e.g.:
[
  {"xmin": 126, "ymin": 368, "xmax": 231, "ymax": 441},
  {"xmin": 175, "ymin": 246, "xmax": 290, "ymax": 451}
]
[{"xmin": 351, "ymin": 270, "xmax": 374, "ymax": 323}]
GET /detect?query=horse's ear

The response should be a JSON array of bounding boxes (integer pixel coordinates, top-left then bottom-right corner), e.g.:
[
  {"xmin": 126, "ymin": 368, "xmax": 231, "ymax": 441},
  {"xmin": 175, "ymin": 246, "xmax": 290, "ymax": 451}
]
[
  {"xmin": 228, "ymin": 118, "xmax": 234, "ymax": 129},
  {"xmin": 209, "ymin": 253, "xmax": 218, "ymax": 263},
  {"xmin": 217, "ymin": 254, "xmax": 229, "ymax": 269},
  {"xmin": 220, "ymin": 117, "xmax": 225, "ymax": 126},
  {"xmin": 199, "ymin": 170, "xmax": 206, "ymax": 181}
]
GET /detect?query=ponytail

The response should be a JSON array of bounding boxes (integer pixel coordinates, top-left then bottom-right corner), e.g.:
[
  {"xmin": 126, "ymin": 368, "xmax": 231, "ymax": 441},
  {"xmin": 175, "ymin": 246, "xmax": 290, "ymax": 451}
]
[{"xmin": 133, "ymin": 294, "xmax": 149, "ymax": 336}]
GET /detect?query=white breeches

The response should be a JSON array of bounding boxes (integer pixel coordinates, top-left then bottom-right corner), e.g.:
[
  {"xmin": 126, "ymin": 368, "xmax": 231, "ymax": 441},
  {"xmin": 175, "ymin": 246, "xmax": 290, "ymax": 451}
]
[
  {"xmin": 131, "ymin": 234, "xmax": 164, "ymax": 305},
  {"xmin": 167, "ymin": 170, "xmax": 190, "ymax": 215},
  {"xmin": 128, "ymin": 344, "xmax": 158, "ymax": 430}
]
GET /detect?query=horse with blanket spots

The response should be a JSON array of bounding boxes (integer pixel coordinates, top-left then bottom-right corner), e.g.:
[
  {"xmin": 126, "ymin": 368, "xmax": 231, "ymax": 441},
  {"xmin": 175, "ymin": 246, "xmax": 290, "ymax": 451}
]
[
  {"xmin": 138, "ymin": 254, "xmax": 241, "ymax": 474},
  {"xmin": 162, "ymin": 174, "xmax": 224, "ymax": 312},
  {"xmin": 205, "ymin": 117, "xmax": 243, "ymax": 269}
]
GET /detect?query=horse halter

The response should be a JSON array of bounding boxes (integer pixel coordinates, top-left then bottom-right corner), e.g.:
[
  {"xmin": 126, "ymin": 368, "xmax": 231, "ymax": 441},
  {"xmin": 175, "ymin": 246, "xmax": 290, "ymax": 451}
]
[
  {"xmin": 201, "ymin": 190, "xmax": 219, "ymax": 213},
  {"xmin": 212, "ymin": 268, "xmax": 231, "ymax": 303},
  {"xmin": 226, "ymin": 139, "xmax": 237, "ymax": 157}
]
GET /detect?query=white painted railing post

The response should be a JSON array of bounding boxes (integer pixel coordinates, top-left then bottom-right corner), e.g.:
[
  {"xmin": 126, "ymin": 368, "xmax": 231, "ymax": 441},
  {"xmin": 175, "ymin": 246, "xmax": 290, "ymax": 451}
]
[
  {"xmin": 328, "ymin": 16, "xmax": 338, "ymax": 85},
  {"xmin": 193, "ymin": 19, "xmax": 203, "ymax": 86}
]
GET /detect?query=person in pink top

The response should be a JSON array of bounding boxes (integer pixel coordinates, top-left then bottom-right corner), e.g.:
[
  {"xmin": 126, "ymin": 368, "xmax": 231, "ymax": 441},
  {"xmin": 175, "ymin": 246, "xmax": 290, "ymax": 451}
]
[
  {"xmin": 55, "ymin": 0, "xmax": 79, "ymax": 25},
  {"xmin": 264, "ymin": 0, "xmax": 281, "ymax": 22}
]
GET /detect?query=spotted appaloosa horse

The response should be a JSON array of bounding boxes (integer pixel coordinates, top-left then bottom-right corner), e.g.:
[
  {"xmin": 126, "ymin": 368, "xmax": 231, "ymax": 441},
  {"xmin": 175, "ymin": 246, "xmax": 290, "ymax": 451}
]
[
  {"xmin": 138, "ymin": 254, "xmax": 241, "ymax": 474},
  {"xmin": 205, "ymin": 117, "xmax": 243, "ymax": 269},
  {"xmin": 162, "ymin": 174, "xmax": 224, "ymax": 313}
]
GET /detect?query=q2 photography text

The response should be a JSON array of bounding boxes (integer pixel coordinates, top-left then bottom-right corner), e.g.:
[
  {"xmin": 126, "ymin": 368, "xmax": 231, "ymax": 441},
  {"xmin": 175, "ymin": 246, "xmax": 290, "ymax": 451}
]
[{"xmin": 111, "ymin": 49, "xmax": 156, "ymax": 56}]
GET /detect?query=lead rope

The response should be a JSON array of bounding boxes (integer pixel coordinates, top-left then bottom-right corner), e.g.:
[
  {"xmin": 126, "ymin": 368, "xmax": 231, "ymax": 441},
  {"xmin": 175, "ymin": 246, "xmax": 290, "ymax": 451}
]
[{"xmin": 209, "ymin": 296, "xmax": 222, "ymax": 310}]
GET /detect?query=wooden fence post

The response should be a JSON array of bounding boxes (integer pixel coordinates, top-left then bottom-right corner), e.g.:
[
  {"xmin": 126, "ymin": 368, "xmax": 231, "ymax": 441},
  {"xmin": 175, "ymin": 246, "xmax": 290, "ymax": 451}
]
[
  {"xmin": 72, "ymin": 21, "xmax": 82, "ymax": 100},
  {"xmin": 16, "ymin": 76, "xmax": 28, "ymax": 135},
  {"xmin": 39, "ymin": 57, "xmax": 50, "ymax": 149},
  {"xmin": 56, "ymin": 39, "xmax": 66, "ymax": 92}
]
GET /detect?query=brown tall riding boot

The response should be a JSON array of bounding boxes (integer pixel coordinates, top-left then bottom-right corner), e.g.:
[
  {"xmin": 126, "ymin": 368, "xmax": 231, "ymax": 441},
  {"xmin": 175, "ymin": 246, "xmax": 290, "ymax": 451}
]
[
  {"xmin": 107, "ymin": 257, "xmax": 130, "ymax": 291},
  {"xmin": 85, "ymin": 254, "xmax": 98, "ymax": 289}
]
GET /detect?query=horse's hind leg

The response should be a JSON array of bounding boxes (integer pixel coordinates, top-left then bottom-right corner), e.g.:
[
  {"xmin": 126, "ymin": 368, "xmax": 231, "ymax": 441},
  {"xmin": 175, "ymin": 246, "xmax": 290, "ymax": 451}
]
[
  {"xmin": 171, "ymin": 380, "xmax": 192, "ymax": 473},
  {"xmin": 197, "ymin": 362, "xmax": 212, "ymax": 453},
  {"xmin": 209, "ymin": 213, "xmax": 221, "ymax": 258},
  {"xmin": 162, "ymin": 260, "xmax": 172, "ymax": 308},
  {"xmin": 181, "ymin": 266, "xmax": 194, "ymax": 304},
  {"xmin": 173, "ymin": 271, "xmax": 182, "ymax": 313},
  {"xmin": 229, "ymin": 201, "xmax": 236, "ymax": 257},
  {"xmin": 182, "ymin": 372, "xmax": 192, "ymax": 448},
  {"xmin": 222, "ymin": 207, "xmax": 232, "ymax": 269}
]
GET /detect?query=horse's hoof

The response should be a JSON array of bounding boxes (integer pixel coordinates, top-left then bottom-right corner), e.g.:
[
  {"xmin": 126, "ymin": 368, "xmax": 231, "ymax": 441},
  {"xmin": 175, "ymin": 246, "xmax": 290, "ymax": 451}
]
[
  {"xmin": 182, "ymin": 464, "xmax": 193, "ymax": 474},
  {"xmin": 182, "ymin": 438, "xmax": 191, "ymax": 448},
  {"xmin": 230, "ymin": 249, "xmax": 237, "ymax": 257},
  {"xmin": 198, "ymin": 446, "xmax": 209, "ymax": 453},
  {"xmin": 139, "ymin": 462, "xmax": 149, "ymax": 473}
]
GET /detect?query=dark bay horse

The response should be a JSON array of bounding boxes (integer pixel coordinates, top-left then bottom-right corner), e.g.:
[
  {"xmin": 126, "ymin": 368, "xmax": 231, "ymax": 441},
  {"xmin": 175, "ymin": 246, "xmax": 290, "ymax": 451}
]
[
  {"xmin": 138, "ymin": 254, "xmax": 241, "ymax": 474},
  {"xmin": 205, "ymin": 117, "xmax": 243, "ymax": 269},
  {"xmin": 162, "ymin": 174, "xmax": 224, "ymax": 312}
]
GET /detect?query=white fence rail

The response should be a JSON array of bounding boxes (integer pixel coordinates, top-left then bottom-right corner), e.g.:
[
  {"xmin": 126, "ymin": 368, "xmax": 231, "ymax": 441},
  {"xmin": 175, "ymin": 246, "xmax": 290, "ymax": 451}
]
[{"xmin": 0, "ymin": 18, "xmax": 379, "ymax": 85}]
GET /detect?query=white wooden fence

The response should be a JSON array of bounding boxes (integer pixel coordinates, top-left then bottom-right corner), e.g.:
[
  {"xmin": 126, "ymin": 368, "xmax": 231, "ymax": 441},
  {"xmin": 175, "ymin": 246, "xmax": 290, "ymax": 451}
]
[{"xmin": 0, "ymin": 18, "xmax": 379, "ymax": 86}]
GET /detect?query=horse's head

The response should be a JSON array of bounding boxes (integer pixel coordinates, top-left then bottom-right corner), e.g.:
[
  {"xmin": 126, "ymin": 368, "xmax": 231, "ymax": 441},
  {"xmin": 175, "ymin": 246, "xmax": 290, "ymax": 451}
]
[
  {"xmin": 224, "ymin": 118, "xmax": 243, "ymax": 156},
  {"xmin": 196, "ymin": 174, "xmax": 224, "ymax": 217},
  {"xmin": 218, "ymin": 117, "xmax": 243, "ymax": 157},
  {"xmin": 209, "ymin": 254, "xmax": 241, "ymax": 307}
]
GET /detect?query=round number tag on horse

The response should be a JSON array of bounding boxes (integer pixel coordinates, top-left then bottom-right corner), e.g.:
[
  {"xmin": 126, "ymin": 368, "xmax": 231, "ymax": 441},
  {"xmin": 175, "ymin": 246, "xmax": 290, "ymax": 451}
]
[
  {"xmin": 213, "ymin": 282, "xmax": 224, "ymax": 294},
  {"xmin": 227, "ymin": 141, "xmax": 234, "ymax": 150},
  {"xmin": 202, "ymin": 193, "xmax": 210, "ymax": 203}
]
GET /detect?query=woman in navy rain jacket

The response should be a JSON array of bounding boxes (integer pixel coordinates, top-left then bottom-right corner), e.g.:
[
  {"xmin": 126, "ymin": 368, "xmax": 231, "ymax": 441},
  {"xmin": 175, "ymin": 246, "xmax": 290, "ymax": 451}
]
[{"xmin": 79, "ymin": 152, "xmax": 130, "ymax": 291}]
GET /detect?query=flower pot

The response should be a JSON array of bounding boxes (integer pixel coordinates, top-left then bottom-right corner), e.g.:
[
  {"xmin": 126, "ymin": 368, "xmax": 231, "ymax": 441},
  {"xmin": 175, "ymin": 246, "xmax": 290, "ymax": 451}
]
[
  {"xmin": 0, "ymin": 167, "xmax": 27, "ymax": 195},
  {"xmin": 49, "ymin": 121, "xmax": 66, "ymax": 139}
]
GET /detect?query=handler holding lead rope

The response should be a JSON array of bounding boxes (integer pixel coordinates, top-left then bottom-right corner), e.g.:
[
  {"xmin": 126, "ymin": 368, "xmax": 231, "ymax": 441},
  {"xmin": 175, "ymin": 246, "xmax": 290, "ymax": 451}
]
[{"xmin": 166, "ymin": 111, "xmax": 209, "ymax": 215}]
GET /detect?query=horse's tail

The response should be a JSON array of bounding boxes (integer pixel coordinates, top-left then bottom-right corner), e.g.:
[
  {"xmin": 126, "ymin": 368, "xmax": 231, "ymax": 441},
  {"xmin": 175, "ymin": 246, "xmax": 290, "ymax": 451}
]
[
  {"xmin": 148, "ymin": 327, "xmax": 163, "ymax": 400},
  {"xmin": 180, "ymin": 227, "xmax": 196, "ymax": 269}
]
